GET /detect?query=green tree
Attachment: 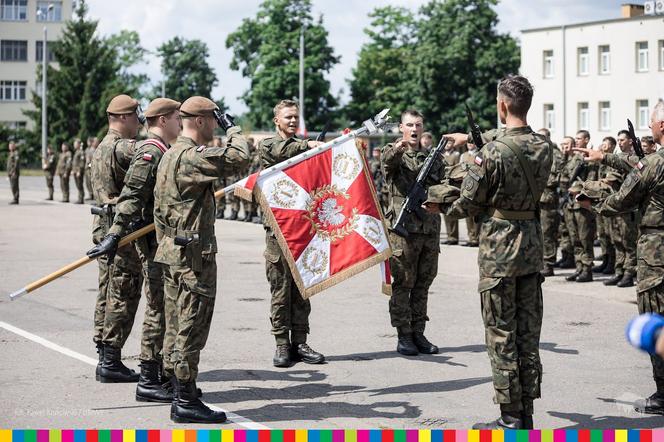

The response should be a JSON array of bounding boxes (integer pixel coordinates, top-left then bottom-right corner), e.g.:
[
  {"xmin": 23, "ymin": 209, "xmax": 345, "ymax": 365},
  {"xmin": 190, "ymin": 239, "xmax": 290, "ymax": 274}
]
[
  {"xmin": 107, "ymin": 30, "xmax": 149, "ymax": 99},
  {"xmin": 413, "ymin": 0, "xmax": 520, "ymax": 134},
  {"xmin": 226, "ymin": 0, "xmax": 340, "ymax": 130},
  {"xmin": 344, "ymin": 6, "xmax": 416, "ymax": 127},
  {"xmin": 156, "ymin": 37, "xmax": 220, "ymax": 106}
]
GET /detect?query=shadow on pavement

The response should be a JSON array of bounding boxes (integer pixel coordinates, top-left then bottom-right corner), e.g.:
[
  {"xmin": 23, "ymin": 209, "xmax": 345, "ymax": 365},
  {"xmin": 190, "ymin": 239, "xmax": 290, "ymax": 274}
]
[
  {"xmin": 204, "ymin": 383, "xmax": 364, "ymax": 404},
  {"xmin": 198, "ymin": 368, "xmax": 327, "ymax": 383},
  {"xmin": 367, "ymin": 376, "xmax": 492, "ymax": 396},
  {"xmin": 326, "ymin": 350, "xmax": 466, "ymax": 367},
  {"xmin": 548, "ymin": 410, "xmax": 664, "ymax": 429}
]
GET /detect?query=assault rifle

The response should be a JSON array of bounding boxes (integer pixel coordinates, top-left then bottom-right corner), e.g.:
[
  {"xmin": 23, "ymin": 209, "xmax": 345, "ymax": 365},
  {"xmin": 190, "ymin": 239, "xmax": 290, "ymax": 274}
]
[
  {"xmin": 390, "ymin": 136, "xmax": 450, "ymax": 238},
  {"xmin": 465, "ymin": 103, "xmax": 484, "ymax": 149},
  {"xmin": 627, "ymin": 119, "xmax": 645, "ymax": 159}
]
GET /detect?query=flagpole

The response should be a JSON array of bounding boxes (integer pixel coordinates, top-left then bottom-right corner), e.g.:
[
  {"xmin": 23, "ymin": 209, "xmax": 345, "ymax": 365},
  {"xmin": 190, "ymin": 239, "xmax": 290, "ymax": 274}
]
[{"xmin": 298, "ymin": 26, "xmax": 306, "ymax": 137}]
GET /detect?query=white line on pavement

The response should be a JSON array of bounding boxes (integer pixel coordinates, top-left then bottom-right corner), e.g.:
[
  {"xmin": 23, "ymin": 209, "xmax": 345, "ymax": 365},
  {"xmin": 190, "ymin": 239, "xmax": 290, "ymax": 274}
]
[{"xmin": 0, "ymin": 320, "xmax": 269, "ymax": 429}]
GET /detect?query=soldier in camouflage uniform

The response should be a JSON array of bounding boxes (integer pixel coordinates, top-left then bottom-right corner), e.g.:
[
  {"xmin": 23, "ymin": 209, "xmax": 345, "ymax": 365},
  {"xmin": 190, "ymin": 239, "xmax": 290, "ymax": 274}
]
[
  {"xmin": 89, "ymin": 94, "xmax": 143, "ymax": 383},
  {"xmin": 643, "ymin": 135, "xmax": 657, "ymax": 155},
  {"xmin": 154, "ymin": 96, "xmax": 249, "ymax": 423},
  {"xmin": 225, "ymin": 173, "xmax": 242, "ymax": 220},
  {"xmin": 538, "ymin": 128, "xmax": 562, "ymax": 276},
  {"xmin": 554, "ymin": 137, "xmax": 576, "ymax": 269},
  {"xmin": 85, "ymin": 137, "xmax": 97, "ymax": 201},
  {"xmin": 42, "ymin": 144, "xmax": 56, "ymax": 200},
  {"xmin": 442, "ymin": 143, "xmax": 460, "ymax": 245},
  {"xmin": 56, "ymin": 142, "xmax": 72, "ymax": 202},
  {"xmin": 72, "ymin": 139, "xmax": 87, "ymax": 204},
  {"xmin": 259, "ymin": 99, "xmax": 326, "ymax": 368},
  {"xmin": 368, "ymin": 148, "xmax": 389, "ymax": 214},
  {"xmin": 381, "ymin": 109, "xmax": 444, "ymax": 356},
  {"xmin": 88, "ymin": 98, "xmax": 182, "ymax": 403},
  {"xmin": 575, "ymin": 100, "xmax": 664, "ymax": 415},
  {"xmin": 460, "ymin": 140, "xmax": 481, "ymax": 247},
  {"xmin": 426, "ymin": 76, "xmax": 552, "ymax": 429},
  {"xmin": 592, "ymin": 136, "xmax": 617, "ymax": 276},
  {"xmin": 242, "ymin": 137, "xmax": 261, "ymax": 222},
  {"xmin": 212, "ymin": 137, "xmax": 227, "ymax": 219},
  {"xmin": 6, "ymin": 141, "xmax": 19, "ymax": 204}
]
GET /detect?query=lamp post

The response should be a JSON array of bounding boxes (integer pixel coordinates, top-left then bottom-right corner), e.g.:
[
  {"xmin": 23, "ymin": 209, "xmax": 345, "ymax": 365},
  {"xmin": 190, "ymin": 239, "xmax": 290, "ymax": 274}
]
[{"xmin": 37, "ymin": 3, "xmax": 54, "ymax": 164}]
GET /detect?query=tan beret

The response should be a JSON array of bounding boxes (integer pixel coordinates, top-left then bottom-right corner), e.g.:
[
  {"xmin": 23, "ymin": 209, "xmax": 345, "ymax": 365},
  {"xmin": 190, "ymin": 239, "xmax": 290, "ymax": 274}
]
[
  {"xmin": 180, "ymin": 96, "xmax": 218, "ymax": 117},
  {"xmin": 425, "ymin": 183, "xmax": 461, "ymax": 205},
  {"xmin": 144, "ymin": 98, "xmax": 181, "ymax": 118},
  {"xmin": 106, "ymin": 94, "xmax": 139, "ymax": 114}
]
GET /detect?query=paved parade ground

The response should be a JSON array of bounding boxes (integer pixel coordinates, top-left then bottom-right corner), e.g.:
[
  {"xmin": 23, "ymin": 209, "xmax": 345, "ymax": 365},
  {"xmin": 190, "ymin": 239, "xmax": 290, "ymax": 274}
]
[{"xmin": 1, "ymin": 176, "xmax": 662, "ymax": 429}]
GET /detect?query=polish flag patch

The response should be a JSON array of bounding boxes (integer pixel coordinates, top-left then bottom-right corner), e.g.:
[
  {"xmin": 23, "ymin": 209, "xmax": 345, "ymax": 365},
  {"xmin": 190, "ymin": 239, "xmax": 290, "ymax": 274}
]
[
  {"xmin": 637, "ymin": 161, "xmax": 645, "ymax": 170},
  {"xmin": 474, "ymin": 156, "xmax": 483, "ymax": 166},
  {"xmin": 142, "ymin": 153, "xmax": 153, "ymax": 162}
]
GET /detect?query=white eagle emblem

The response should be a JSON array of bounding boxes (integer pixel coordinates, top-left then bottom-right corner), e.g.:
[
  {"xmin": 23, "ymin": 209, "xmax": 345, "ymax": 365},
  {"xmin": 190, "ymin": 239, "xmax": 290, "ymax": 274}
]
[{"xmin": 317, "ymin": 198, "xmax": 345, "ymax": 227}]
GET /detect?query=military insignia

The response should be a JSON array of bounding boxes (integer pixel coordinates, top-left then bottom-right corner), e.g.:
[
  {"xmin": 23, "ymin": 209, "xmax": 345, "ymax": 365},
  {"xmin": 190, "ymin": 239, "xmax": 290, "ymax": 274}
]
[
  {"xmin": 196, "ymin": 145, "xmax": 205, "ymax": 152},
  {"xmin": 637, "ymin": 161, "xmax": 645, "ymax": 171},
  {"xmin": 332, "ymin": 152, "xmax": 360, "ymax": 181},
  {"xmin": 301, "ymin": 247, "xmax": 329, "ymax": 276},
  {"xmin": 361, "ymin": 217, "xmax": 383, "ymax": 248},
  {"xmin": 474, "ymin": 156, "xmax": 483, "ymax": 166},
  {"xmin": 303, "ymin": 184, "xmax": 359, "ymax": 243},
  {"xmin": 142, "ymin": 153, "xmax": 153, "ymax": 162},
  {"xmin": 271, "ymin": 179, "xmax": 299, "ymax": 208}
]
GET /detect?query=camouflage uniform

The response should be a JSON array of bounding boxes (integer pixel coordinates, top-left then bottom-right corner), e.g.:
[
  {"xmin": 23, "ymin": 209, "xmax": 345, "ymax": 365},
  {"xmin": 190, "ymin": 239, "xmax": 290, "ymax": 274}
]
[
  {"xmin": 368, "ymin": 155, "xmax": 389, "ymax": 214},
  {"xmin": 609, "ymin": 152, "xmax": 639, "ymax": 279},
  {"xmin": 90, "ymin": 129, "xmax": 142, "ymax": 347},
  {"xmin": 460, "ymin": 148, "xmax": 481, "ymax": 244},
  {"xmin": 596, "ymin": 150, "xmax": 664, "ymax": 392},
  {"xmin": 154, "ymin": 129, "xmax": 249, "ymax": 382},
  {"xmin": 85, "ymin": 145, "xmax": 95, "ymax": 200},
  {"xmin": 442, "ymin": 149, "xmax": 460, "ymax": 242},
  {"xmin": 72, "ymin": 147, "xmax": 87, "ymax": 203},
  {"xmin": 557, "ymin": 153, "xmax": 574, "ymax": 260},
  {"xmin": 259, "ymin": 135, "xmax": 313, "ymax": 345},
  {"xmin": 242, "ymin": 142, "xmax": 261, "ymax": 220},
  {"xmin": 439, "ymin": 126, "xmax": 553, "ymax": 416},
  {"xmin": 6, "ymin": 149, "xmax": 20, "ymax": 203},
  {"xmin": 596, "ymin": 162, "xmax": 616, "ymax": 269},
  {"xmin": 43, "ymin": 151, "xmax": 56, "ymax": 200},
  {"xmin": 539, "ymin": 145, "xmax": 562, "ymax": 268},
  {"xmin": 108, "ymin": 132, "xmax": 170, "ymax": 363},
  {"xmin": 564, "ymin": 154, "xmax": 597, "ymax": 273},
  {"xmin": 381, "ymin": 143, "xmax": 445, "ymax": 334},
  {"xmin": 56, "ymin": 150, "xmax": 72, "ymax": 202}
]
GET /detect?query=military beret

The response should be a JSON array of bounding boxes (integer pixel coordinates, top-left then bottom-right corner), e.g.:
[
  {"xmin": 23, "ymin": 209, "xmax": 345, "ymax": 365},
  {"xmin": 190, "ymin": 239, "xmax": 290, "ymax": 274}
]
[
  {"xmin": 180, "ymin": 96, "xmax": 218, "ymax": 117},
  {"xmin": 580, "ymin": 180, "xmax": 612, "ymax": 201},
  {"xmin": 106, "ymin": 94, "xmax": 139, "ymax": 114},
  {"xmin": 569, "ymin": 181, "xmax": 583, "ymax": 194},
  {"xmin": 144, "ymin": 98, "xmax": 181, "ymax": 118},
  {"xmin": 425, "ymin": 183, "xmax": 461, "ymax": 205},
  {"xmin": 446, "ymin": 163, "xmax": 466, "ymax": 181}
]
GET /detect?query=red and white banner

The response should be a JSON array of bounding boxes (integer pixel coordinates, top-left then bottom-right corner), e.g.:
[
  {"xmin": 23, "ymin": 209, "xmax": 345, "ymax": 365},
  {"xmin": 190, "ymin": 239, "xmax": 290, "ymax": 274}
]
[{"xmin": 249, "ymin": 137, "xmax": 392, "ymax": 298}]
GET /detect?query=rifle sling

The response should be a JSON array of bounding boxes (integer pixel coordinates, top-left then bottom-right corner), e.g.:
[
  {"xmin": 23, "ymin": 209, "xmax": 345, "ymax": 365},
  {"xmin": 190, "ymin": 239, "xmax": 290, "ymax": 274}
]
[{"xmin": 493, "ymin": 139, "xmax": 540, "ymax": 207}]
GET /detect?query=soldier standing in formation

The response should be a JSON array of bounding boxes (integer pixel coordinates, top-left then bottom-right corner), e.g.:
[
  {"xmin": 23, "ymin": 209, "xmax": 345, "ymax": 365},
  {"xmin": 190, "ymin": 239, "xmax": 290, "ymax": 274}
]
[
  {"xmin": 242, "ymin": 137, "xmax": 261, "ymax": 222},
  {"xmin": 575, "ymin": 100, "xmax": 664, "ymax": 415},
  {"xmin": 381, "ymin": 109, "xmax": 443, "ymax": 356},
  {"xmin": 56, "ymin": 142, "xmax": 72, "ymax": 203},
  {"xmin": 259, "ymin": 99, "xmax": 326, "ymax": 368},
  {"xmin": 554, "ymin": 136, "xmax": 577, "ymax": 269},
  {"xmin": 592, "ymin": 136, "xmax": 617, "ymax": 277},
  {"xmin": 459, "ymin": 138, "xmax": 481, "ymax": 247},
  {"xmin": 72, "ymin": 139, "xmax": 87, "ymax": 204},
  {"xmin": 42, "ymin": 144, "xmax": 57, "ymax": 200},
  {"xmin": 84, "ymin": 137, "xmax": 97, "ymax": 201},
  {"xmin": 87, "ymin": 98, "xmax": 182, "ymax": 403},
  {"xmin": 153, "ymin": 96, "xmax": 249, "ymax": 423},
  {"xmin": 89, "ymin": 94, "xmax": 142, "ymax": 383},
  {"xmin": 539, "ymin": 128, "xmax": 562, "ymax": 277},
  {"xmin": 6, "ymin": 141, "xmax": 20, "ymax": 205},
  {"xmin": 441, "ymin": 140, "xmax": 460, "ymax": 245},
  {"xmin": 427, "ymin": 75, "xmax": 552, "ymax": 429}
]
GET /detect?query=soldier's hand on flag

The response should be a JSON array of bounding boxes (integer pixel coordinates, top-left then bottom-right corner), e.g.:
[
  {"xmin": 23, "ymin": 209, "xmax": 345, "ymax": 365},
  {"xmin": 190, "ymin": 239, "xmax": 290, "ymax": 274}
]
[
  {"xmin": 443, "ymin": 133, "xmax": 468, "ymax": 148},
  {"xmin": 86, "ymin": 233, "xmax": 121, "ymax": 261},
  {"xmin": 572, "ymin": 147, "xmax": 603, "ymax": 163}
]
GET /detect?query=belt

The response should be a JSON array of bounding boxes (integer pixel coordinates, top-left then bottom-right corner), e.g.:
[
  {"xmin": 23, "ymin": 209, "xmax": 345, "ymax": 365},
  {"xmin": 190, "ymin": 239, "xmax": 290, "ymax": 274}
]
[
  {"xmin": 641, "ymin": 227, "xmax": 664, "ymax": 235},
  {"xmin": 489, "ymin": 208, "xmax": 536, "ymax": 220},
  {"xmin": 156, "ymin": 221, "xmax": 213, "ymax": 240}
]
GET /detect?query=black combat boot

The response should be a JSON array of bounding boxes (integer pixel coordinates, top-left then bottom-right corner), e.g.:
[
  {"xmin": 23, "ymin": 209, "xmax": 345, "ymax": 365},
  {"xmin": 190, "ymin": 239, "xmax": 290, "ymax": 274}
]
[
  {"xmin": 603, "ymin": 254, "xmax": 615, "ymax": 275},
  {"xmin": 170, "ymin": 379, "xmax": 227, "ymax": 424},
  {"xmin": 413, "ymin": 332, "xmax": 439, "ymax": 354},
  {"xmin": 565, "ymin": 270, "xmax": 581, "ymax": 281},
  {"xmin": 95, "ymin": 342, "xmax": 104, "ymax": 381},
  {"xmin": 98, "ymin": 345, "xmax": 139, "ymax": 383},
  {"xmin": 604, "ymin": 273, "xmax": 624, "ymax": 286},
  {"xmin": 215, "ymin": 208, "xmax": 225, "ymax": 219},
  {"xmin": 556, "ymin": 252, "xmax": 575, "ymax": 269},
  {"xmin": 617, "ymin": 273, "xmax": 635, "ymax": 288},
  {"xmin": 575, "ymin": 269, "xmax": 593, "ymax": 282},
  {"xmin": 228, "ymin": 210, "xmax": 238, "ymax": 221},
  {"xmin": 292, "ymin": 343, "xmax": 325, "ymax": 364},
  {"xmin": 592, "ymin": 255, "xmax": 607, "ymax": 273},
  {"xmin": 521, "ymin": 413, "xmax": 534, "ymax": 430},
  {"xmin": 540, "ymin": 265, "xmax": 554, "ymax": 277},
  {"xmin": 472, "ymin": 412, "xmax": 523, "ymax": 429},
  {"xmin": 273, "ymin": 344, "xmax": 292, "ymax": 367},
  {"xmin": 634, "ymin": 392, "xmax": 664, "ymax": 415},
  {"xmin": 397, "ymin": 332, "xmax": 419, "ymax": 356},
  {"xmin": 243, "ymin": 211, "xmax": 253, "ymax": 222},
  {"xmin": 136, "ymin": 361, "xmax": 173, "ymax": 403}
]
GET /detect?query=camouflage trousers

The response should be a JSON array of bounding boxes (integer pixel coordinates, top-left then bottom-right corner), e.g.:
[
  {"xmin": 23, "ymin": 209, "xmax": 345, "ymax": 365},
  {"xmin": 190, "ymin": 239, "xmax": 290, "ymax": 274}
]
[
  {"xmin": 45, "ymin": 172, "xmax": 54, "ymax": 199},
  {"xmin": 227, "ymin": 193, "xmax": 241, "ymax": 212},
  {"xmin": 466, "ymin": 216, "xmax": 479, "ymax": 244},
  {"xmin": 243, "ymin": 200, "xmax": 258, "ymax": 217},
  {"xmin": 443, "ymin": 215, "xmax": 458, "ymax": 242},
  {"xmin": 567, "ymin": 208, "xmax": 596, "ymax": 270},
  {"xmin": 162, "ymin": 256, "xmax": 216, "ymax": 382},
  {"xmin": 540, "ymin": 206, "xmax": 560, "ymax": 266},
  {"xmin": 9, "ymin": 176, "xmax": 19, "ymax": 202},
  {"xmin": 388, "ymin": 231, "xmax": 439, "ymax": 333},
  {"xmin": 134, "ymin": 231, "xmax": 166, "ymax": 362},
  {"xmin": 558, "ymin": 204, "xmax": 573, "ymax": 257},
  {"xmin": 611, "ymin": 212, "xmax": 638, "ymax": 276},
  {"xmin": 85, "ymin": 170, "xmax": 93, "ymax": 199},
  {"xmin": 479, "ymin": 272, "xmax": 544, "ymax": 415},
  {"xmin": 74, "ymin": 172, "xmax": 85, "ymax": 203},
  {"xmin": 637, "ymin": 283, "xmax": 664, "ymax": 389},
  {"xmin": 264, "ymin": 233, "xmax": 310, "ymax": 345},
  {"xmin": 59, "ymin": 173, "xmax": 70, "ymax": 201},
  {"xmin": 597, "ymin": 214, "xmax": 615, "ymax": 265}
]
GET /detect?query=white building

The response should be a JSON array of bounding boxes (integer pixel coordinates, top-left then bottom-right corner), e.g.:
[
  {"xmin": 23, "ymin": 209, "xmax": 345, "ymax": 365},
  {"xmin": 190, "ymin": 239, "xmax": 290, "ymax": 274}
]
[
  {"xmin": 0, "ymin": 0, "xmax": 72, "ymax": 130},
  {"xmin": 520, "ymin": 3, "xmax": 664, "ymax": 144}
]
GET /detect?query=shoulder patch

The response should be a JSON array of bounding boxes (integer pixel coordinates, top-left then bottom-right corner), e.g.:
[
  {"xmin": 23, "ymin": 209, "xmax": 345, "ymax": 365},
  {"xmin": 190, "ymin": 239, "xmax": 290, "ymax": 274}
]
[
  {"xmin": 474, "ymin": 154, "xmax": 483, "ymax": 166},
  {"xmin": 142, "ymin": 153, "xmax": 153, "ymax": 162},
  {"xmin": 636, "ymin": 160, "xmax": 646, "ymax": 171},
  {"xmin": 197, "ymin": 145, "xmax": 206, "ymax": 152}
]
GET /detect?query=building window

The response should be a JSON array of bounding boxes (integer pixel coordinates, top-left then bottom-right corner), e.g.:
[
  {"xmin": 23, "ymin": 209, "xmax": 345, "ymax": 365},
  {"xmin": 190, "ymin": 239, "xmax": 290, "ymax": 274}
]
[
  {"xmin": 637, "ymin": 41, "xmax": 649, "ymax": 72},
  {"xmin": 36, "ymin": 41, "xmax": 56, "ymax": 62},
  {"xmin": 544, "ymin": 104, "xmax": 555, "ymax": 131},
  {"xmin": 659, "ymin": 40, "xmax": 664, "ymax": 71},
  {"xmin": 637, "ymin": 100, "xmax": 649, "ymax": 130},
  {"xmin": 543, "ymin": 50, "xmax": 554, "ymax": 78},
  {"xmin": 1, "ymin": 121, "xmax": 27, "ymax": 130},
  {"xmin": 599, "ymin": 102, "xmax": 611, "ymax": 131},
  {"xmin": 36, "ymin": 0, "xmax": 61, "ymax": 21},
  {"xmin": 599, "ymin": 45, "xmax": 610, "ymax": 74},
  {"xmin": 0, "ymin": 81, "xmax": 27, "ymax": 101},
  {"xmin": 0, "ymin": 0, "xmax": 27, "ymax": 21},
  {"xmin": 0, "ymin": 40, "xmax": 28, "ymax": 61},
  {"xmin": 578, "ymin": 102, "xmax": 589, "ymax": 130},
  {"xmin": 578, "ymin": 47, "xmax": 589, "ymax": 76}
]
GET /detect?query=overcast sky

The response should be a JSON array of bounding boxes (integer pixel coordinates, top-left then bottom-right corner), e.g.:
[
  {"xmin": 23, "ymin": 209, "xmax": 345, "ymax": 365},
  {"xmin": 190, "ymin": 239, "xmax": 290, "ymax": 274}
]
[{"xmin": 88, "ymin": 0, "xmax": 629, "ymax": 113}]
